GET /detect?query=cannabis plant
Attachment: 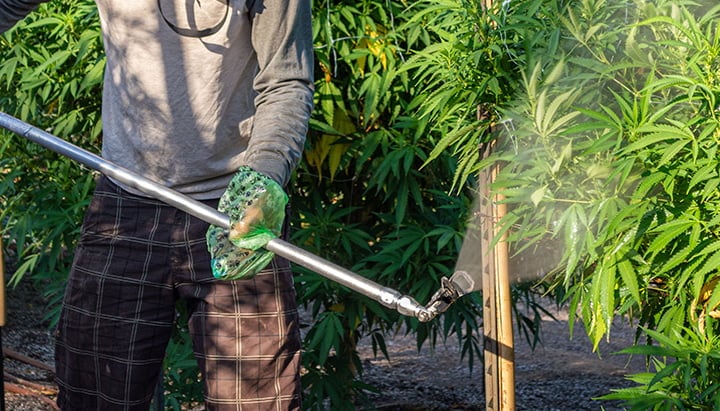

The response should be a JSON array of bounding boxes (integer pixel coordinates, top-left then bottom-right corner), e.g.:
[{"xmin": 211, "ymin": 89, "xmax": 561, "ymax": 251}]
[
  {"xmin": 599, "ymin": 324, "xmax": 720, "ymax": 409},
  {"xmin": 412, "ymin": 0, "xmax": 720, "ymax": 407},
  {"xmin": 296, "ymin": 0, "xmax": 484, "ymax": 407},
  {"xmin": 0, "ymin": 0, "xmax": 103, "ymax": 322}
]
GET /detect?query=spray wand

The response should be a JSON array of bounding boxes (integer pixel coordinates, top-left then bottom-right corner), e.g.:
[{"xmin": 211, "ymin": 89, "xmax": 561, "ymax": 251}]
[{"xmin": 0, "ymin": 111, "xmax": 470, "ymax": 322}]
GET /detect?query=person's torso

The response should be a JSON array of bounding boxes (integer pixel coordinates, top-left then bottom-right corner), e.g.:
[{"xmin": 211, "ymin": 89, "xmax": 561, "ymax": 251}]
[{"xmin": 95, "ymin": 0, "xmax": 257, "ymax": 199}]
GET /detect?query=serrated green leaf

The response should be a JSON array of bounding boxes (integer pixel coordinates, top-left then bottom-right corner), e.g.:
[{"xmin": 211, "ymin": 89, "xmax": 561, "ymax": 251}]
[
  {"xmin": 646, "ymin": 220, "xmax": 695, "ymax": 259},
  {"xmin": 623, "ymin": 131, "xmax": 682, "ymax": 153},
  {"xmin": 657, "ymin": 242, "xmax": 696, "ymax": 275},
  {"xmin": 617, "ymin": 257, "xmax": 640, "ymax": 304}
]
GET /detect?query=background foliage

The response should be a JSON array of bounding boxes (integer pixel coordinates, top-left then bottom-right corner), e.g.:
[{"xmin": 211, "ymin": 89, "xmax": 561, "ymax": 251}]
[
  {"xmin": 296, "ymin": 0, "xmax": 485, "ymax": 407},
  {"xmin": 482, "ymin": 0, "xmax": 720, "ymax": 407},
  {"xmin": 505, "ymin": 0, "xmax": 720, "ymax": 351},
  {"xmin": 4, "ymin": 0, "xmax": 720, "ymax": 409},
  {"xmin": 395, "ymin": 0, "xmax": 720, "ymax": 408},
  {"xmin": 0, "ymin": 0, "xmax": 102, "ymax": 322}
]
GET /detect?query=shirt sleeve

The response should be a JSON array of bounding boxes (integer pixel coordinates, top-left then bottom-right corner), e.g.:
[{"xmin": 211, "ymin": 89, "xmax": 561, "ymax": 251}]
[
  {"xmin": 0, "ymin": 0, "xmax": 48, "ymax": 33},
  {"xmin": 245, "ymin": 0, "xmax": 315, "ymax": 186}
]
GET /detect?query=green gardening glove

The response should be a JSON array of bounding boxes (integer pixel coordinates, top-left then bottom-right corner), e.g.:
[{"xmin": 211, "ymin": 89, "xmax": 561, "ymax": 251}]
[{"xmin": 206, "ymin": 166, "xmax": 288, "ymax": 280}]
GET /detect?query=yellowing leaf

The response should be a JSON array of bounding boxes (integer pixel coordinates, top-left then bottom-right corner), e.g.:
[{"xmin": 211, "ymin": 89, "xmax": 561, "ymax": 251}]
[
  {"xmin": 328, "ymin": 142, "xmax": 350, "ymax": 181},
  {"xmin": 531, "ymin": 185, "xmax": 547, "ymax": 206},
  {"xmin": 327, "ymin": 108, "xmax": 355, "ymax": 180},
  {"xmin": 329, "ymin": 303, "xmax": 345, "ymax": 312},
  {"xmin": 356, "ymin": 24, "xmax": 390, "ymax": 75}
]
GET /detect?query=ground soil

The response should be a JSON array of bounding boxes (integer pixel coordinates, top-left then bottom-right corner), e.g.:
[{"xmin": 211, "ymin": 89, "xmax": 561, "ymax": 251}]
[
  {"xmin": 2, "ymin": 278, "xmax": 58, "ymax": 411},
  {"xmin": 1, "ymin": 276, "xmax": 646, "ymax": 411},
  {"xmin": 355, "ymin": 304, "xmax": 646, "ymax": 410}
]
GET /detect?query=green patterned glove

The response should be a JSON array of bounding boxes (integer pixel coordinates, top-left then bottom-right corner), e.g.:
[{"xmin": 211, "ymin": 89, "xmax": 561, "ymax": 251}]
[{"xmin": 206, "ymin": 166, "xmax": 288, "ymax": 280}]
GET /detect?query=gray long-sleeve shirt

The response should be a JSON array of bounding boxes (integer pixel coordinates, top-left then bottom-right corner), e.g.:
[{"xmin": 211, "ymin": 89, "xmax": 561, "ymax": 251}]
[{"xmin": 1, "ymin": 0, "xmax": 314, "ymax": 198}]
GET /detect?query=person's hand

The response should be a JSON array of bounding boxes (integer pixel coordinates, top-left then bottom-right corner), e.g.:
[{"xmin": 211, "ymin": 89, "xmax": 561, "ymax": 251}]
[{"xmin": 206, "ymin": 167, "xmax": 288, "ymax": 280}]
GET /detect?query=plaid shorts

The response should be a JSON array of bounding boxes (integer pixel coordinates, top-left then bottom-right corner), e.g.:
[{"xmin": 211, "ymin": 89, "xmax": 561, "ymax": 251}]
[{"xmin": 55, "ymin": 176, "xmax": 301, "ymax": 410}]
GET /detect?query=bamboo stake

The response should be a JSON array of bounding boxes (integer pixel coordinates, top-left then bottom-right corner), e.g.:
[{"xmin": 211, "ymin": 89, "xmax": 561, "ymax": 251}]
[
  {"xmin": 2, "ymin": 348, "xmax": 54, "ymax": 374},
  {"xmin": 0, "ymin": 228, "xmax": 5, "ymax": 327},
  {"xmin": 1, "ymin": 224, "xmax": 6, "ymax": 411},
  {"xmin": 493, "ymin": 169, "xmax": 515, "ymax": 410},
  {"xmin": 480, "ymin": 152, "xmax": 500, "ymax": 411},
  {"xmin": 4, "ymin": 373, "xmax": 57, "ymax": 396},
  {"xmin": 478, "ymin": 80, "xmax": 515, "ymax": 411},
  {"xmin": 0, "ymin": 222, "xmax": 5, "ymax": 328},
  {"xmin": 481, "ymin": 147, "xmax": 516, "ymax": 411}
]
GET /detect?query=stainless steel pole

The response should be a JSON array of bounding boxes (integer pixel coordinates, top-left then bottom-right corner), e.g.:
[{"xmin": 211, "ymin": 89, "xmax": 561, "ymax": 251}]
[{"xmin": 0, "ymin": 112, "xmax": 432, "ymax": 321}]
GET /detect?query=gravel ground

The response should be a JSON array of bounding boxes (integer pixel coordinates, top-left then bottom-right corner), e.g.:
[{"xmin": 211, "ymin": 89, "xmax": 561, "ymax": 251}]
[
  {"xmin": 355, "ymin": 303, "xmax": 646, "ymax": 411},
  {"xmin": 2, "ymin": 278, "xmax": 57, "ymax": 410},
  {"xmin": 1, "ymin": 276, "xmax": 646, "ymax": 410}
]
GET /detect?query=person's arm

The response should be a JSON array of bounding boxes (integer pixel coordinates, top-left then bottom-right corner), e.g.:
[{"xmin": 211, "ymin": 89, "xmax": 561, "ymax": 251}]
[
  {"xmin": 245, "ymin": 0, "xmax": 314, "ymax": 186},
  {"xmin": 0, "ymin": 0, "xmax": 48, "ymax": 33}
]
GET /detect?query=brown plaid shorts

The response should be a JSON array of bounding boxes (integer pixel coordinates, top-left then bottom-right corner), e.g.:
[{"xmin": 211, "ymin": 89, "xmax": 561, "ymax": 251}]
[{"xmin": 55, "ymin": 176, "xmax": 301, "ymax": 410}]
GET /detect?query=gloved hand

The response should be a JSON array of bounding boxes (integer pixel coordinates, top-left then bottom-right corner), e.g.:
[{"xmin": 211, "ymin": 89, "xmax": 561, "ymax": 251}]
[{"xmin": 206, "ymin": 166, "xmax": 288, "ymax": 280}]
